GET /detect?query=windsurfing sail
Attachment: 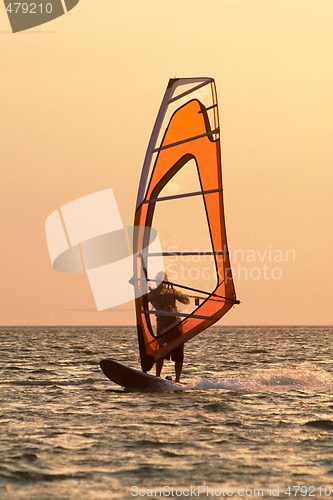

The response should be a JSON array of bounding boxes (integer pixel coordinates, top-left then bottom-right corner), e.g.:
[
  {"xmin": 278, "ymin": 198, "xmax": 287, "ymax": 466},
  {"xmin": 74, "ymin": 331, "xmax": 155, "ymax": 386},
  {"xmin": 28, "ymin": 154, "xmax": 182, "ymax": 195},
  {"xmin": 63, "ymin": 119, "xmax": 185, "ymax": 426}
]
[{"xmin": 133, "ymin": 77, "xmax": 240, "ymax": 372}]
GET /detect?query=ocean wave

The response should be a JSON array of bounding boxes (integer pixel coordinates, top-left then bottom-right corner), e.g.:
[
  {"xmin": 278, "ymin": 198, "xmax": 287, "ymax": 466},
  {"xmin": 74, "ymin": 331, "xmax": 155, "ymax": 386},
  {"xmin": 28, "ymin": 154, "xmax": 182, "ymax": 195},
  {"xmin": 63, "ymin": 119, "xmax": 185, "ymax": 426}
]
[
  {"xmin": 1, "ymin": 325, "xmax": 333, "ymax": 498},
  {"xmin": 3, "ymin": 378, "xmax": 98, "ymax": 387},
  {"xmin": 13, "ymin": 470, "xmax": 86, "ymax": 482}
]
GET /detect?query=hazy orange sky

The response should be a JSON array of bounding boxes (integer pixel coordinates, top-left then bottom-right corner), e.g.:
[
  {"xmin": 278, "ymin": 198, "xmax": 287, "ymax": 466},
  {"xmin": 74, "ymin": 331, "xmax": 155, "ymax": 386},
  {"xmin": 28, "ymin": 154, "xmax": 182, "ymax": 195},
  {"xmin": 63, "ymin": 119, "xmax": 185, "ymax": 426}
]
[{"xmin": 1, "ymin": 0, "xmax": 332, "ymax": 325}]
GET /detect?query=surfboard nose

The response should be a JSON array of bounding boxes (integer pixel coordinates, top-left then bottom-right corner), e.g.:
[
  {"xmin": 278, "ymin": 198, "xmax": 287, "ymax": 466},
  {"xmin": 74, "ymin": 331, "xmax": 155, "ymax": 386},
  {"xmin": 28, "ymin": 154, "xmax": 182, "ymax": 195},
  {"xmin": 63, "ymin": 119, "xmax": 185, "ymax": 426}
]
[{"xmin": 99, "ymin": 359, "xmax": 110, "ymax": 375}]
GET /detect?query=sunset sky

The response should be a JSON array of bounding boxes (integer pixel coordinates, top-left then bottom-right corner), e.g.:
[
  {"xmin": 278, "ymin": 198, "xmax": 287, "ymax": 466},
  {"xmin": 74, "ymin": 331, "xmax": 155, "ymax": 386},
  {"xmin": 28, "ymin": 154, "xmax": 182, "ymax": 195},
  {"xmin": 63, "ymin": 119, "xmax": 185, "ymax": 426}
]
[{"xmin": 1, "ymin": 0, "xmax": 332, "ymax": 326}]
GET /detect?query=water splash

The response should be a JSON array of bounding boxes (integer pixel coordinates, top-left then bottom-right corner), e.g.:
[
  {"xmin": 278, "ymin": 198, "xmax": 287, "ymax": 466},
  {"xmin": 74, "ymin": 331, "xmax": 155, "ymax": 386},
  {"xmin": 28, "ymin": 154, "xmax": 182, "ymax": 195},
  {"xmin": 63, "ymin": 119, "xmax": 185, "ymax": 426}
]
[{"xmin": 182, "ymin": 366, "xmax": 333, "ymax": 392}]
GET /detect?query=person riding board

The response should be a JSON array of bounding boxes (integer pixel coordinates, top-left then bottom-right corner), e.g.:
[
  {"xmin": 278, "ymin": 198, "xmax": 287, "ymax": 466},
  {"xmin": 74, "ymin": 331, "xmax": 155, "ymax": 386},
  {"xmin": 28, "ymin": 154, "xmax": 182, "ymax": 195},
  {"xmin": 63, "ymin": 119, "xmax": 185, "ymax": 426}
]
[{"xmin": 148, "ymin": 271, "xmax": 190, "ymax": 382}]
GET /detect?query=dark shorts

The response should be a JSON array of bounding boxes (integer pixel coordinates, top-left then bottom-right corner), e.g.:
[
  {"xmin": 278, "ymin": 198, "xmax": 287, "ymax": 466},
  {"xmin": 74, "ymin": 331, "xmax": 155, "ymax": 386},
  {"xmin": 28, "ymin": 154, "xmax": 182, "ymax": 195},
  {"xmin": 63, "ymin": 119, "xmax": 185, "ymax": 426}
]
[
  {"xmin": 156, "ymin": 318, "xmax": 184, "ymax": 362},
  {"xmin": 164, "ymin": 344, "xmax": 184, "ymax": 362}
]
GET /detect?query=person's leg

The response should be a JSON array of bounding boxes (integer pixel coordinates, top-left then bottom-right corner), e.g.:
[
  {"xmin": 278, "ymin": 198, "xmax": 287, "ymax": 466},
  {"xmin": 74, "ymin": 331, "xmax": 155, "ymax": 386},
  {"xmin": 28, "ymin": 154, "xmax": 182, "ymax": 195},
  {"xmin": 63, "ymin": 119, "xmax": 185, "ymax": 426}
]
[
  {"xmin": 173, "ymin": 344, "xmax": 184, "ymax": 383},
  {"xmin": 156, "ymin": 320, "xmax": 165, "ymax": 377},
  {"xmin": 175, "ymin": 360, "xmax": 183, "ymax": 383},
  {"xmin": 156, "ymin": 358, "xmax": 164, "ymax": 377}
]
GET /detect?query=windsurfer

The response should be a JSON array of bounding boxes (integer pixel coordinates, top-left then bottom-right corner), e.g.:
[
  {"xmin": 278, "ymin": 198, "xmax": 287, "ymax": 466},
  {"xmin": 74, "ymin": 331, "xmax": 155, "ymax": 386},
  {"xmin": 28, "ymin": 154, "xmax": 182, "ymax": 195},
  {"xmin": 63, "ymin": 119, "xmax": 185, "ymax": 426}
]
[{"xmin": 148, "ymin": 271, "xmax": 190, "ymax": 382}]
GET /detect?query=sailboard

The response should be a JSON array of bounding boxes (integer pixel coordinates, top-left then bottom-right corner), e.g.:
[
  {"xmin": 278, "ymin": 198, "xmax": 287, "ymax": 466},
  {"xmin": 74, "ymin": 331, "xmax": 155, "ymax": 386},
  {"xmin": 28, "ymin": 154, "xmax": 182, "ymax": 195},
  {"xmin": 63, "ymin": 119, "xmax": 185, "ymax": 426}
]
[
  {"xmin": 100, "ymin": 77, "xmax": 240, "ymax": 391},
  {"xmin": 100, "ymin": 359, "xmax": 182, "ymax": 392}
]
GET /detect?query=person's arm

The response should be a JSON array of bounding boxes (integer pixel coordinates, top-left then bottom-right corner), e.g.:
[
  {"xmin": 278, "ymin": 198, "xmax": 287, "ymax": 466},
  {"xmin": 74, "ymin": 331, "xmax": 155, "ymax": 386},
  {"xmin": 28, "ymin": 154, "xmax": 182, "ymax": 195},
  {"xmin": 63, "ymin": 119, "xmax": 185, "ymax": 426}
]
[
  {"xmin": 148, "ymin": 289, "xmax": 158, "ymax": 310},
  {"xmin": 174, "ymin": 289, "xmax": 190, "ymax": 305}
]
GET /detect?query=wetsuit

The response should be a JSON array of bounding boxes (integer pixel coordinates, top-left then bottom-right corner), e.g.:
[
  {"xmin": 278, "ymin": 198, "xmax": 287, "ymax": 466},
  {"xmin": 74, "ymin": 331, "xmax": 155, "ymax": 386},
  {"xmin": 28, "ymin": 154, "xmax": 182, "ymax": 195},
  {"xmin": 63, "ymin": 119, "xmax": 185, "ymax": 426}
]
[{"xmin": 148, "ymin": 283, "xmax": 189, "ymax": 361}]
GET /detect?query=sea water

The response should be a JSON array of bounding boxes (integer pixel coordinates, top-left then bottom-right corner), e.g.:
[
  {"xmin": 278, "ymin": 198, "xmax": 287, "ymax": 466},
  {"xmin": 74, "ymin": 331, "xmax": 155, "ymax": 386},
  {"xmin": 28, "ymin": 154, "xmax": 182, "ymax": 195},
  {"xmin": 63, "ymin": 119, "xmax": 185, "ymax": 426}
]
[{"xmin": 0, "ymin": 326, "xmax": 332, "ymax": 499}]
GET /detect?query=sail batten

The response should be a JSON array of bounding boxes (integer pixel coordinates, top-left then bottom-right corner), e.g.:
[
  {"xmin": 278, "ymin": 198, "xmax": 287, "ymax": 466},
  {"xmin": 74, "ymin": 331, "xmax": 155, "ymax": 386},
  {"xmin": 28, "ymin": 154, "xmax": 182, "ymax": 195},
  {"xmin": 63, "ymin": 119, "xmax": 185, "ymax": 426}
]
[
  {"xmin": 139, "ymin": 251, "xmax": 228, "ymax": 257},
  {"xmin": 133, "ymin": 77, "xmax": 239, "ymax": 372},
  {"xmin": 142, "ymin": 188, "xmax": 222, "ymax": 205},
  {"xmin": 152, "ymin": 128, "xmax": 219, "ymax": 153},
  {"xmin": 141, "ymin": 310, "xmax": 220, "ymax": 321}
]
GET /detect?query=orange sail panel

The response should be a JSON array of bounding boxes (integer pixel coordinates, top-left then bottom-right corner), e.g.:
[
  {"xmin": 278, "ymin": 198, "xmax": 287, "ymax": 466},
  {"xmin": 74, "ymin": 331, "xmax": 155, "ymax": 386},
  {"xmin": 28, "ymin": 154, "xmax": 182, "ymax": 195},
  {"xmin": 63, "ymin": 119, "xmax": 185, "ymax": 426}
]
[{"xmin": 133, "ymin": 78, "xmax": 239, "ymax": 372}]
